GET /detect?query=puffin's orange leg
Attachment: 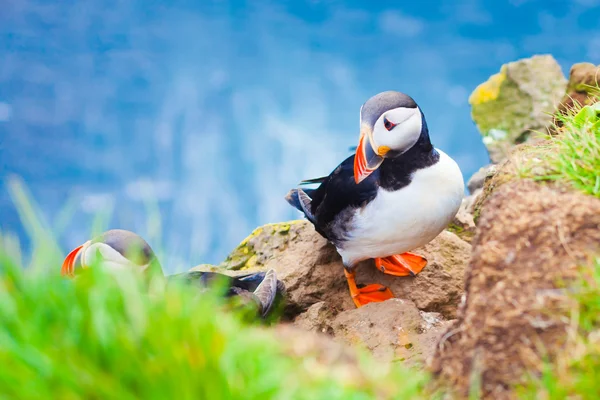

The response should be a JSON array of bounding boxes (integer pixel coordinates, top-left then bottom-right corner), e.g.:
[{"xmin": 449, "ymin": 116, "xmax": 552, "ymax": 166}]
[
  {"xmin": 344, "ymin": 269, "xmax": 394, "ymax": 308},
  {"xmin": 375, "ymin": 252, "xmax": 427, "ymax": 277}
]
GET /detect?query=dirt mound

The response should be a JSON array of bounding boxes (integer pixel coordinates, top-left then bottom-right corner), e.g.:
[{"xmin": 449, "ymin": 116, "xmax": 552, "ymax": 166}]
[{"xmin": 430, "ymin": 180, "xmax": 600, "ymax": 399}]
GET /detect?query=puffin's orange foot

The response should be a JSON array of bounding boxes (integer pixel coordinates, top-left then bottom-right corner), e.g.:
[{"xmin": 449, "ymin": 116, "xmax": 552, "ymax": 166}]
[
  {"xmin": 352, "ymin": 284, "xmax": 394, "ymax": 307},
  {"xmin": 375, "ymin": 252, "xmax": 427, "ymax": 277},
  {"xmin": 345, "ymin": 270, "xmax": 394, "ymax": 308}
]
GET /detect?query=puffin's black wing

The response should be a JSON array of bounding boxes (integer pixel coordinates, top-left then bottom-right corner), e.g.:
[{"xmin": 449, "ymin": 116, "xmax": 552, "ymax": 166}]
[{"xmin": 286, "ymin": 155, "xmax": 379, "ymax": 243}]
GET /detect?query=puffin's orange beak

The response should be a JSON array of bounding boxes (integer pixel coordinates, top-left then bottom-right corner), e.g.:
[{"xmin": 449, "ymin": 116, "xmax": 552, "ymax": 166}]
[
  {"xmin": 353, "ymin": 131, "xmax": 384, "ymax": 184},
  {"xmin": 61, "ymin": 245, "xmax": 83, "ymax": 277}
]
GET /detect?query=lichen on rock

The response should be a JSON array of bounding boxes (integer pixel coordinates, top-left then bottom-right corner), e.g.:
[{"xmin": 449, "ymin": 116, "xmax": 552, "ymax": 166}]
[
  {"xmin": 469, "ymin": 55, "xmax": 567, "ymax": 163},
  {"xmin": 220, "ymin": 220, "xmax": 306, "ymax": 271}
]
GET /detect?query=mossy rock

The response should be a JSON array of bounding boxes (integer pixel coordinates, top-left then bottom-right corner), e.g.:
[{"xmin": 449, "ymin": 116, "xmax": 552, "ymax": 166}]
[
  {"xmin": 220, "ymin": 220, "xmax": 306, "ymax": 270},
  {"xmin": 469, "ymin": 54, "xmax": 567, "ymax": 163}
]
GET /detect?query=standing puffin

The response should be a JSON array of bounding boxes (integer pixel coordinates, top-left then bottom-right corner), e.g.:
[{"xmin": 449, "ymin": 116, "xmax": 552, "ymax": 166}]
[
  {"xmin": 286, "ymin": 91, "xmax": 464, "ymax": 308},
  {"xmin": 61, "ymin": 229, "xmax": 285, "ymax": 318}
]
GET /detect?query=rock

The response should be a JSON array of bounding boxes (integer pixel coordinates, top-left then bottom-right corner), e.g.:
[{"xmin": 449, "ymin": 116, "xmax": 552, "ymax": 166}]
[
  {"xmin": 448, "ymin": 196, "xmax": 477, "ymax": 243},
  {"xmin": 467, "ymin": 164, "xmax": 496, "ymax": 194},
  {"xmin": 430, "ymin": 180, "xmax": 600, "ymax": 399},
  {"xmin": 192, "ymin": 220, "xmax": 470, "ymax": 369},
  {"xmin": 469, "ymin": 55, "xmax": 567, "ymax": 163},
  {"xmin": 194, "ymin": 220, "xmax": 471, "ymax": 319},
  {"xmin": 328, "ymin": 299, "xmax": 453, "ymax": 366},
  {"xmin": 555, "ymin": 62, "xmax": 600, "ymax": 125},
  {"xmin": 293, "ymin": 301, "xmax": 337, "ymax": 335}
]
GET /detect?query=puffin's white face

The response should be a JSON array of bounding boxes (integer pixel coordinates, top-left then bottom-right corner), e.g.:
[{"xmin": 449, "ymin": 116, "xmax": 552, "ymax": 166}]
[
  {"xmin": 61, "ymin": 230, "xmax": 161, "ymax": 278},
  {"xmin": 353, "ymin": 91, "xmax": 423, "ymax": 184},
  {"xmin": 370, "ymin": 106, "xmax": 422, "ymax": 156}
]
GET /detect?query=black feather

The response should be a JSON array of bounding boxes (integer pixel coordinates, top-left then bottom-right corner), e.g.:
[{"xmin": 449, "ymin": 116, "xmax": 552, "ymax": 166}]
[{"xmin": 299, "ymin": 176, "xmax": 328, "ymax": 185}]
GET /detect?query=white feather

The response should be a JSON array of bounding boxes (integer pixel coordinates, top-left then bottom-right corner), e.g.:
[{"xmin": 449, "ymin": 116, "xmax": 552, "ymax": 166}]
[
  {"xmin": 338, "ymin": 149, "xmax": 464, "ymax": 266},
  {"xmin": 372, "ymin": 106, "xmax": 422, "ymax": 153}
]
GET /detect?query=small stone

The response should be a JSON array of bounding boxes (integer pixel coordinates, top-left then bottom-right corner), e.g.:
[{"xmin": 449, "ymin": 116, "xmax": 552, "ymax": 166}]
[
  {"xmin": 554, "ymin": 62, "xmax": 600, "ymax": 127},
  {"xmin": 467, "ymin": 164, "xmax": 496, "ymax": 194}
]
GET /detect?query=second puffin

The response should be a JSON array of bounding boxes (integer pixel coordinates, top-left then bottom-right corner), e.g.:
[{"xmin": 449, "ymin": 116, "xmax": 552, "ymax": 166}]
[{"xmin": 286, "ymin": 91, "xmax": 464, "ymax": 308}]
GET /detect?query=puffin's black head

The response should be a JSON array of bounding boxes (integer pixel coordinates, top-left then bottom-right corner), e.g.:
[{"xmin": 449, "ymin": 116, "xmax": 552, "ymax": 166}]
[
  {"xmin": 61, "ymin": 229, "xmax": 164, "ymax": 278},
  {"xmin": 353, "ymin": 91, "xmax": 430, "ymax": 183}
]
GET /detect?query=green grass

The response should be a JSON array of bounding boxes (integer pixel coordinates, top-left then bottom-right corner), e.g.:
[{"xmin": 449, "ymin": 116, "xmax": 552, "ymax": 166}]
[
  {"xmin": 525, "ymin": 96, "xmax": 600, "ymax": 197},
  {"xmin": 0, "ymin": 181, "xmax": 429, "ymax": 399}
]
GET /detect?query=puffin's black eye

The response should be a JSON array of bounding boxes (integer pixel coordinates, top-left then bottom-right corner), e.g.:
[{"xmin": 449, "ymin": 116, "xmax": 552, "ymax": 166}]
[{"xmin": 383, "ymin": 117, "xmax": 396, "ymax": 131}]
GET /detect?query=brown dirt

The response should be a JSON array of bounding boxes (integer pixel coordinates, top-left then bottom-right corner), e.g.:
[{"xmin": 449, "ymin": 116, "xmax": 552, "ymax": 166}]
[{"xmin": 430, "ymin": 180, "xmax": 600, "ymax": 399}]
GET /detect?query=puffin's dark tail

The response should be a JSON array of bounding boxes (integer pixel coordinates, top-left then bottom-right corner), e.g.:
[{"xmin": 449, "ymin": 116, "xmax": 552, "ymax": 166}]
[
  {"xmin": 284, "ymin": 188, "xmax": 316, "ymax": 224},
  {"xmin": 252, "ymin": 269, "xmax": 279, "ymax": 318},
  {"xmin": 284, "ymin": 188, "xmax": 303, "ymax": 212}
]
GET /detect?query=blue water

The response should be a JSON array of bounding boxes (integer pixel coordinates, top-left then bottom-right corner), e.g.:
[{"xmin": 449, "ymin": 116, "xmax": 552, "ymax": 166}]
[{"xmin": 1, "ymin": 0, "xmax": 599, "ymax": 272}]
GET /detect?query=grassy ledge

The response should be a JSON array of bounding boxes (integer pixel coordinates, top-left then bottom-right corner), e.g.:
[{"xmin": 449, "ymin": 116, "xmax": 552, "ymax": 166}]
[{"xmin": 520, "ymin": 94, "xmax": 600, "ymax": 198}]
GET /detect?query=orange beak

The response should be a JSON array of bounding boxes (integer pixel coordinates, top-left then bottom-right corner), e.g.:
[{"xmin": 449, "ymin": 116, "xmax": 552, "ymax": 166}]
[
  {"xmin": 353, "ymin": 132, "xmax": 384, "ymax": 184},
  {"xmin": 61, "ymin": 245, "xmax": 83, "ymax": 277}
]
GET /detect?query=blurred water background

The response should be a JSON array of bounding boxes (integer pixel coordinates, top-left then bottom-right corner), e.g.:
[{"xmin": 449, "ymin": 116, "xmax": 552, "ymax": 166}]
[{"xmin": 1, "ymin": 0, "xmax": 599, "ymax": 272}]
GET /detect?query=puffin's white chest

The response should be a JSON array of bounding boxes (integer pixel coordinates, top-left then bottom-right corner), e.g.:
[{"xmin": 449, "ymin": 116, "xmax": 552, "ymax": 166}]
[{"xmin": 338, "ymin": 150, "xmax": 464, "ymax": 265}]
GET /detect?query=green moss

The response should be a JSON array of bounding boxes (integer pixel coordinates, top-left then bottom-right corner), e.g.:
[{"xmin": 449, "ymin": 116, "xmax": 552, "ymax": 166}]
[{"xmin": 446, "ymin": 224, "xmax": 475, "ymax": 243}]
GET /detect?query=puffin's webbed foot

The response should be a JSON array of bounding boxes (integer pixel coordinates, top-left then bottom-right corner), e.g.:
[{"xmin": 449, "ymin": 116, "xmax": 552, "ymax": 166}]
[
  {"xmin": 375, "ymin": 252, "xmax": 427, "ymax": 277},
  {"xmin": 344, "ymin": 269, "xmax": 393, "ymax": 308}
]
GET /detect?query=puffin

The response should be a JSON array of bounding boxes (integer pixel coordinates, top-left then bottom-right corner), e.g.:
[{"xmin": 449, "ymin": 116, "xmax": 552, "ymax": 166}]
[
  {"xmin": 61, "ymin": 229, "xmax": 285, "ymax": 318},
  {"xmin": 285, "ymin": 91, "xmax": 464, "ymax": 308}
]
